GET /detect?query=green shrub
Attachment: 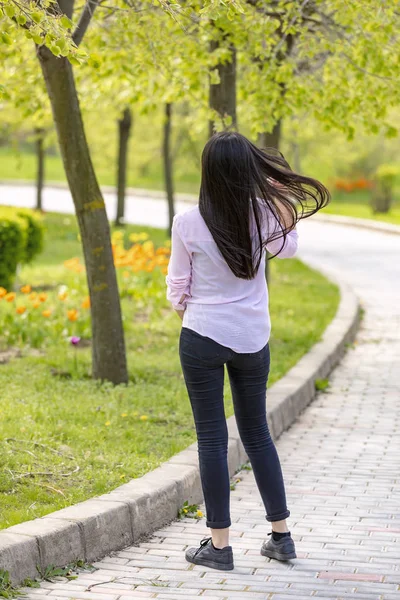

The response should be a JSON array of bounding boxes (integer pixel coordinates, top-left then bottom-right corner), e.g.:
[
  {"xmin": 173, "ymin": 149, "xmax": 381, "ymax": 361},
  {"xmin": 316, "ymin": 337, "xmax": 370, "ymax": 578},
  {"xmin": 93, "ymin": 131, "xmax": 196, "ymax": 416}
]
[
  {"xmin": 372, "ymin": 164, "xmax": 400, "ymax": 214},
  {"xmin": 0, "ymin": 207, "xmax": 44, "ymax": 289},
  {"xmin": 17, "ymin": 209, "xmax": 44, "ymax": 263}
]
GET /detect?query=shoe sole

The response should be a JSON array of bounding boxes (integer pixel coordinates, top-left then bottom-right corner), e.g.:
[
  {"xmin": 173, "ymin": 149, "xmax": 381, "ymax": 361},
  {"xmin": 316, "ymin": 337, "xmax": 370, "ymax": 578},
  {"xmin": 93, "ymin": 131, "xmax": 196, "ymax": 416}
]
[
  {"xmin": 185, "ymin": 554, "xmax": 234, "ymax": 571},
  {"xmin": 260, "ymin": 547, "xmax": 297, "ymax": 561}
]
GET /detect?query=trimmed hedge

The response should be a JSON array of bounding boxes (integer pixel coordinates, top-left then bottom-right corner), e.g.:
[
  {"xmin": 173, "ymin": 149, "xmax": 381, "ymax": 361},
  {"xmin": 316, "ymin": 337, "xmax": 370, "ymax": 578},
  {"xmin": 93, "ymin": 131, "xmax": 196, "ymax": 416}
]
[{"xmin": 0, "ymin": 207, "xmax": 44, "ymax": 289}]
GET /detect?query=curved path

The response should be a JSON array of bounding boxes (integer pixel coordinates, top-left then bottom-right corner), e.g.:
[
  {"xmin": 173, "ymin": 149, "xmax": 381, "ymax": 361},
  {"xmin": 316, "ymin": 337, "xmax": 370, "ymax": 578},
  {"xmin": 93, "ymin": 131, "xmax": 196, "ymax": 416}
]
[
  {"xmin": 0, "ymin": 184, "xmax": 191, "ymax": 229},
  {"xmin": 11, "ymin": 198, "xmax": 400, "ymax": 598}
]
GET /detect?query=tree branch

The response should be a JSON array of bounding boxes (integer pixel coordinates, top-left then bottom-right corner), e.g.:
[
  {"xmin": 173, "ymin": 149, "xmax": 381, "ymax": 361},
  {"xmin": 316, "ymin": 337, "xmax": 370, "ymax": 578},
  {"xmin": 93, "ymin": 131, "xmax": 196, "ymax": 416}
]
[
  {"xmin": 341, "ymin": 52, "xmax": 396, "ymax": 82},
  {"xmin": 58, "ymin": 0, "xmax": 75, "ymax": 19},
  {"xmin": 72, "ymin": 0, "xmax": 100, "ymax": 46}
]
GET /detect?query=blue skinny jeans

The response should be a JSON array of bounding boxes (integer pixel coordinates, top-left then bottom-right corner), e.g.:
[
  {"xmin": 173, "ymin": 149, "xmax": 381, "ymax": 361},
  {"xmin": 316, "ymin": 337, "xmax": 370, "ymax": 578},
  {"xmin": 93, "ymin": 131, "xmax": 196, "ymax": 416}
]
[{"xmin": 179, "ymin": 326, "xmax": 290, "ymax": 529}]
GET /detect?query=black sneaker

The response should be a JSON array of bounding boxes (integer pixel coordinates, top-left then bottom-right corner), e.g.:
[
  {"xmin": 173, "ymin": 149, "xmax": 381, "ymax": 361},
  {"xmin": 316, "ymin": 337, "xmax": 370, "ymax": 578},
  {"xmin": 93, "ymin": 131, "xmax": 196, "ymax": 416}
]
[
  {"xmin": 185, "ymin": 537, "xmax": 234, "ymax": 571},
  {"xmin": 261, "ymin": 532, "xmax": 297, "ymax": 561}
]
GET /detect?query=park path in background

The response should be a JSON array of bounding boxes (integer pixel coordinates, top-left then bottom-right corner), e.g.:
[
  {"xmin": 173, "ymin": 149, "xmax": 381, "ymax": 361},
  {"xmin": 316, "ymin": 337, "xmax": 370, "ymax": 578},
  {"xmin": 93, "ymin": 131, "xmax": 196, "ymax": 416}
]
[
  {"xmin": 0, "ymin": 184, "xmax": 192, "ymax": 228},
  {"xmin": 16, "ymin": 210, "xmax": 400, "ymax": 597}
]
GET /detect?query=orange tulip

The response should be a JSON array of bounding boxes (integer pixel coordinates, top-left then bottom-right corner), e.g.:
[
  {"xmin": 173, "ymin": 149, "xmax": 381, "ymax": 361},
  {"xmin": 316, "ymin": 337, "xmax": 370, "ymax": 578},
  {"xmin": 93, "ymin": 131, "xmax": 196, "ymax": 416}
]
[
  {"xmin": 20, "ymin": 285, "xmax": 32, "ymax": 294},
  {"xmin": 0, "ymin": 287, "xmax": 7, "ymax": 298},
  {"xmin": 38, "ymin": 293, "xmax": 47, "ymax": 302},
  {"xmin": 58, "ymin": 292, "xmax": 68, "ymax": 301},
  {"xmin": 42, "ymin": 309, "xmax": 52, "ymax": 317},
  {"xmin": 16, "ymin": 306, "xmax": 26, "ymax": 314},
  {"xmin": 81, "ymin": 296, "xmax": 90, "ymax": 309},
  {"xmin": 5, "ymin": 292, "xmax": 16, "ymax": 302},
  {"xmin": 67, "ymin": 309, "xmax": 79, "ymax": 322},
  {"xmin": 29, "ymin": 292, "xmax": 37, "ymax": 301},
  {"xmin": 32, "ymin": 300, "xmax": 41, "ymax": 309}
]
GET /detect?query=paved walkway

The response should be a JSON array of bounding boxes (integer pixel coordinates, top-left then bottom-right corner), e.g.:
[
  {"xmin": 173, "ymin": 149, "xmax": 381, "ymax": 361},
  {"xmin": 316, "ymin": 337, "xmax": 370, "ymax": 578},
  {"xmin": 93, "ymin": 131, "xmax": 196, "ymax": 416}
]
[
  {"xmin": 0, "ymin": 184, "xmax": 192, "ymax": 229},
  {"xmin": 20, "ymin": 221, "xmax": 400, "ymax": 599}
]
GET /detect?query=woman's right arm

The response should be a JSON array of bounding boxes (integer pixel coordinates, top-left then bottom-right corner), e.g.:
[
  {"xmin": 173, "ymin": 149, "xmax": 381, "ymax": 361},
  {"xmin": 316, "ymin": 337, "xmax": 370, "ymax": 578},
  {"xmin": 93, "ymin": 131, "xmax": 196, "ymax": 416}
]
[
  {"xmin": 266, "ymin": 226, "xmax": 298, "ymax": 258},
  {"xmin": 264, "ymin": 179, "xmax": 298, "ymax": 258}
]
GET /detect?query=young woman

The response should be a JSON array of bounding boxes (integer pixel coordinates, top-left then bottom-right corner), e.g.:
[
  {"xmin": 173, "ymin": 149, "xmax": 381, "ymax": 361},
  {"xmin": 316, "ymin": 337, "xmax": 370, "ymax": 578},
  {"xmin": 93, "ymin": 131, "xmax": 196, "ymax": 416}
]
[{"xmin": 166, "ymin": 131, "xmax": 329, "ymax": 571}]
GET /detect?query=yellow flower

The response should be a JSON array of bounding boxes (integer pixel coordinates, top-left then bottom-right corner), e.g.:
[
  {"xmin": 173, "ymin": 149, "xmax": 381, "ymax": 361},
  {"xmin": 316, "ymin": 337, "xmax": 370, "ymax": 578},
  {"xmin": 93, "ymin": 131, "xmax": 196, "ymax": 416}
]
[
  {"xmin": 183, "ymin": 508, "xmax": 188, "ymax": 513},
  {"xmin": 105, "ymin": 421, "xmax": 111, "ymax": 426},
  {"xmin": 58, "ymin": 292, "xmax": 68, "ymax": 301},
  {"xmin": 67, "ymin": 309, "xmax": 79, "ymax": 322},
  {"xmin": 38, "ymin": 292, "xmax": 47, "ymax": 303},
  {"xmin": 0, "ymin": 287, "xmax": 7, "ymax": 298},
  {"xmin": 156, "ymin": 247, "xmax": 169, "ymax": 255},
  {"xmin": 161, "ymin": 267, "xmax": 168, "ymax": 275},
  {"xmin": 5, "ymin": 292, "xmax": 16, "ymax": 302},
  {"xmin": 139, "ymin": 415, "xmax": 148, "ymax": 421},
  {"xmin": 16, "ymin": 306, "xmax": 26, "ymax": 315},
  {"xmin": 42, "ymin": 309, "xmax": 52, "ymax": 318},
  {"xmin": 139, "ymin": 233, "xmax": 149, "ymax": 241},
  {"xmin": 121, "ymin": 413, "xmax": 128, "ymax": 417},
  {"xmin": 20, "ymin": 285, "xmax": 31, "ymax": 294},
  {"xmin": 196, "ymin": 510, "xmax": 204, "ymax": 518},
  {"xmin": 123, "ymin": 271, "xmax": 130, "ymax": 279},
  {"xmin": 129, "ymin": 233, "xmax": 141, "ymax": 243},
  {"xmin": 29, "ymin": 292, "xmax": 37, "ymax": 301},
  {"xmin": 81, "ymin": 296, "xmax": 90, "ymax": 309},
  {"xmin": 142, "ymin": 241, "xmax": 154, "ymax": 253}
]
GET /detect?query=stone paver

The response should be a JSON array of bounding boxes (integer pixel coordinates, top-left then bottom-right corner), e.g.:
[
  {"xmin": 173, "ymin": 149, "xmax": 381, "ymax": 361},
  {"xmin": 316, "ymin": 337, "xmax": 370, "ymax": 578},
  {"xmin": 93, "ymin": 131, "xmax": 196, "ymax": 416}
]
[{"xmin": 20, "ymin": 222, "xmax": 400, "ymax": 599}]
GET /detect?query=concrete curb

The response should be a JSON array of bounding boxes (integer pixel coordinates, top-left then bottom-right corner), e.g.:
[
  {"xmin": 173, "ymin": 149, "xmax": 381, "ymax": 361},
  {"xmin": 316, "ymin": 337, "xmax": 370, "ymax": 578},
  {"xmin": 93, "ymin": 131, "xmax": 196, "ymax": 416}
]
[
  {"xmin": 0, "ymin": 276, "xmax": 360, "ymax": 584},
  {"xmin": 314, "ymin": 213, "xmax": 400, "ymax": 236}
]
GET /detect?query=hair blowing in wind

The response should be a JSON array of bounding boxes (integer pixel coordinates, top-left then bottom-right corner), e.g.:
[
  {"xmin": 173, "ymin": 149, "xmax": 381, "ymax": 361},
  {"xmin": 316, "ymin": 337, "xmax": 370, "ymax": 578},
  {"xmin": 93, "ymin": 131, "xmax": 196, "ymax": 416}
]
[{"xmin": 199, "ymin": 131, "xmax": 330, "ymax": 280}]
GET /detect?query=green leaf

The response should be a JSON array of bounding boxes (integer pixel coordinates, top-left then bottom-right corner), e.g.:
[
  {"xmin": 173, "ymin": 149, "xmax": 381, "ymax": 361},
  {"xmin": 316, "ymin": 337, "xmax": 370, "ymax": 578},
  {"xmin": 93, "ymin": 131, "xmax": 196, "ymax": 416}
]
[
  {"xmin": 1, "ymin": 32, "xmax": 13, "ymax": 45},
  {"xmin": 49, "ymin": 44, "xmax": 61, "ymax": 56},
  {"xmin": 385, "ymin": 125, "xmax": 398, "ymax": 139},
  {"xmin": 60, "ymin": 15, "xmax": 73, "ymax": 29},
  {"xmin": 4, "ymin": 5, "xmax": 15, "ymax": 18},
  {"xmin": 88, "ymin": 54, "xmax": 101, "ymax": 69},
  {"xmin": 31, "ymin": 12, "xmax": 43, "ymax": 24},
  {"xmin": 17, "ymin": 14, "xmax": 27, "ymax": 25},
  {"xmin": 32, "ymin": 34, "xmax": 44, "ymax": 45},
  {"xmin": 68, "ymin": 56, "xmax": 81, "ymax": 66}
]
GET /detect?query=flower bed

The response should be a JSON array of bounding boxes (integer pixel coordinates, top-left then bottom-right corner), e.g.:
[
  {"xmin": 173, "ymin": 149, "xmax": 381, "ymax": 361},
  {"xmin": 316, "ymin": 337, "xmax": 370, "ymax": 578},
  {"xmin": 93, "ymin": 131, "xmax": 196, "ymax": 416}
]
[{"xmin": 0, "ymin": 230, "xmax": 170, "ymax": 350}]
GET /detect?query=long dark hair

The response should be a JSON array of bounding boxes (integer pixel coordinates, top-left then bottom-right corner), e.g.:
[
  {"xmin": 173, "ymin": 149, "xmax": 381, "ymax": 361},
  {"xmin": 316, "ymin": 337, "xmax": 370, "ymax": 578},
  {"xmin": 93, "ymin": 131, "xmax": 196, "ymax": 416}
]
[{"xmin": 199, "ymin": 131, "xmax": 330, "ymax": 279}]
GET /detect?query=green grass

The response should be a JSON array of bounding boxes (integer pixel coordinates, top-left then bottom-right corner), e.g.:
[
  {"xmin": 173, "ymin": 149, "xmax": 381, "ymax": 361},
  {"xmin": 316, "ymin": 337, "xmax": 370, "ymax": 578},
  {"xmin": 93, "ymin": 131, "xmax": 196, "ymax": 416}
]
[
  {"xmin": 324, "ymin": 190, "xmax": 400, "ymax": 226},
  {"xmin": 0, "ymin": 146, "xmax": 201, "ymax": 195},
  {"xmin": 0, "ymin": 213, "xmax": 339, "ymax": 530}
]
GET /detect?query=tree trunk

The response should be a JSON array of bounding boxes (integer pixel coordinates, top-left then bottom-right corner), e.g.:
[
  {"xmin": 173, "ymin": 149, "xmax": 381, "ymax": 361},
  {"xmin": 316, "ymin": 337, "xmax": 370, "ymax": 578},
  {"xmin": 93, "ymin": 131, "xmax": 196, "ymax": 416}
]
[
  {"xmin": 37, "ymin": 47, "xmax": 128, "ymax": 384},
  {"xmin": 291, "ymin": 140, "xmax": 301, "ymax": 174},
  {"xmin": 35, "ymin": 128, "xmax": 45, "ymax": 211},
  {"xmin": 257, "ymin": 120, "xmax": 282, "ymax": 150},
  {"xmin": 372, "ymin": 183, "xmax": 392, "ymax": 213},
  {"xmin": 209, "ymin": 39, "xmax": 237, "ymax": 137},
  {"xmin": 258, "ymin": 121, "xmax": 282, "ymax": 285},
  {"xmin": 163, "ymin": 103, "xmax": 175, "ymax": 234},
  {"xmin": 115, "ymin": 107, "xmax": 132, "ymax": 226}
]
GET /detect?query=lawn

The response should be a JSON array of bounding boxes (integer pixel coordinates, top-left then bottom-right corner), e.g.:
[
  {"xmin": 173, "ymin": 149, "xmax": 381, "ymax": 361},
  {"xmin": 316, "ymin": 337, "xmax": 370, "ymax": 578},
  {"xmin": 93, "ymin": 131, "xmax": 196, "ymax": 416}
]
[
  {"xmin": 0, "ymin": 212, "xmax": 339, "ymax": 530},
  {"xmin": 0, "ymin": 146, "xmax": 201, "ymax": 195},
  {"xmin": 324, "ymin": 190, "xmax": 400, "ymax": 226}
]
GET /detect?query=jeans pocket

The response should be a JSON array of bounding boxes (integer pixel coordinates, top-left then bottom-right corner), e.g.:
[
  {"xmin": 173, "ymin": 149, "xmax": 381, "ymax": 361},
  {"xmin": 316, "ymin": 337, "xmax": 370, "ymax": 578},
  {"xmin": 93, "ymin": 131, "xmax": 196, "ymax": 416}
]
[{"xmin": 180, "ymin": 328, "xmax": 222, "ymax": 361}]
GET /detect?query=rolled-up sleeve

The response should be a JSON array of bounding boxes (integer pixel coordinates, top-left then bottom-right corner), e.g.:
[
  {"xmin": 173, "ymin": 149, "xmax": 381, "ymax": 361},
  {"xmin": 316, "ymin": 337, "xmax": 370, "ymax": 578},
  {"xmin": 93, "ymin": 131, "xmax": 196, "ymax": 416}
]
[
  {"xmin": 166, "ymin": 214, "xmax": 192, "ymax": 310},
  {"xmin": 266, "ymin": 227, "xmax": 298, "ymax": 258}
]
